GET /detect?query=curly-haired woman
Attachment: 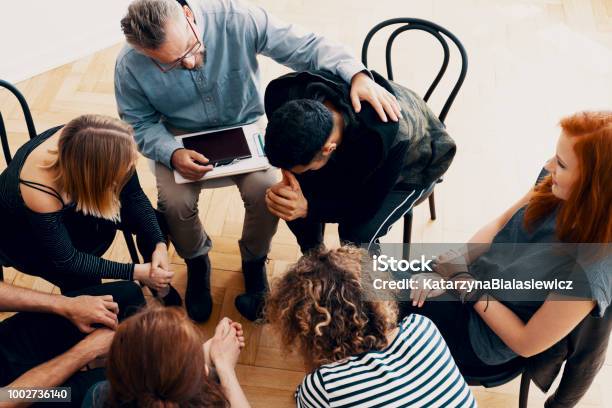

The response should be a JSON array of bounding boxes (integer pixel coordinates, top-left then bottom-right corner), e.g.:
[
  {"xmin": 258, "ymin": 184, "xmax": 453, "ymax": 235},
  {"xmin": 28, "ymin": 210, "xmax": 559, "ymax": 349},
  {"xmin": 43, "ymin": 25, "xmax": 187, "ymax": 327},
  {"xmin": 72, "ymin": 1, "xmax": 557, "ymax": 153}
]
[{"xmin": 266, "ymin": 247, "xmax": 476, "ymax": 408}]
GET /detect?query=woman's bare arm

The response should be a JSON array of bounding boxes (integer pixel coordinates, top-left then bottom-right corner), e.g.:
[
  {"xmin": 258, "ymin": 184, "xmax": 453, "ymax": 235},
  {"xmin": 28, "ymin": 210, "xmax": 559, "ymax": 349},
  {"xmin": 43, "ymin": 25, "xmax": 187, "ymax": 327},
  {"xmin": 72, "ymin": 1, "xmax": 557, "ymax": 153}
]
[
  {"xmin": 474, "ymin": 295, "xmax": 595, "ymax": 357},
  {"xmin": 462, "ymin": 190, "xmax": 533, "ymax": 264}
]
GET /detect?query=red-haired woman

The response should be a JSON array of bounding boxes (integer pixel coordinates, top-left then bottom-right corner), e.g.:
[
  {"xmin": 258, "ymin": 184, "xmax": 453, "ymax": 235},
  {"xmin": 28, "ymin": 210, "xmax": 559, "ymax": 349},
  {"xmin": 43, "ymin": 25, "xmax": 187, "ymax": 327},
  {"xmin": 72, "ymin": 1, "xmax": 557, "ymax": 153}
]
[
  {"xmin": 82, "ymin": 307, "xmax": 250, "ymax": 408},
  {"xmin": 407, "ymin": 111, "xmax": 611, "ymax": 376}
]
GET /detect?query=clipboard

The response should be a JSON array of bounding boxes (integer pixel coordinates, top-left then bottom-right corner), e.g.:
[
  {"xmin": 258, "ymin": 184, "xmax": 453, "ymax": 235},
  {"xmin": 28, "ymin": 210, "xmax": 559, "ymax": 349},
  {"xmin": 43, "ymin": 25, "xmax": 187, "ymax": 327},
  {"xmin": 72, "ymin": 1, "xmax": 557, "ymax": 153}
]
[{"xmin": 173, "ymin": 123, "xmax": 270, "ymax": 184}]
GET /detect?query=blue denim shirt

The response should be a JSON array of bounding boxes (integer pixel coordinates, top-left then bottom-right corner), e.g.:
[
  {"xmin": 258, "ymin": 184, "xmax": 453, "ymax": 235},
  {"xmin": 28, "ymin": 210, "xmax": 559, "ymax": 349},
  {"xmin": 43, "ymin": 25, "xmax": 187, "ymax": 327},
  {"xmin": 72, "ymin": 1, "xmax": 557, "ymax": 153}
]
[{"xmin": 114, "ymin": 0, "xmax": 366, "ymax": 168}]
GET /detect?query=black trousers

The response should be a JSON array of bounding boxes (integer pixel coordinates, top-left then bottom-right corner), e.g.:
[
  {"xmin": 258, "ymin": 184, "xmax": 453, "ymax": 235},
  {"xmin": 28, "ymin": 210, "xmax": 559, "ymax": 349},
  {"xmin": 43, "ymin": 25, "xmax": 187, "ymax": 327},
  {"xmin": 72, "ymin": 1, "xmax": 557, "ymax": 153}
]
[
  {"xmin": 3, "ymin": 210, "xmax": 168, "ymax": 293},
  {"xmin": 398, "ymin": 298, "xmax": 523, "ymax": 379},
  {"xmin": 399, "ymin": 298, "xmax": 485, "ymax": 370},
  {"xmin": 0, "ymin": 281, "xmax": 145, "ymax": 406},
  {"xmin": 288, "ymin": 186, "xmax": 429, "ymax": 254}
]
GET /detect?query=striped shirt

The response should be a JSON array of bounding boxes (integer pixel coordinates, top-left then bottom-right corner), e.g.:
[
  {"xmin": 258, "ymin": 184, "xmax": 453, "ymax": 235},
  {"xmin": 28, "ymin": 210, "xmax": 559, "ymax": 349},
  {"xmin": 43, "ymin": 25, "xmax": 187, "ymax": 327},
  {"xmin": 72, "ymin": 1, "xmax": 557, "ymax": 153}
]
[{"xmin": 296, "ymin": 314, "xmax": 476, "ymax": 408}]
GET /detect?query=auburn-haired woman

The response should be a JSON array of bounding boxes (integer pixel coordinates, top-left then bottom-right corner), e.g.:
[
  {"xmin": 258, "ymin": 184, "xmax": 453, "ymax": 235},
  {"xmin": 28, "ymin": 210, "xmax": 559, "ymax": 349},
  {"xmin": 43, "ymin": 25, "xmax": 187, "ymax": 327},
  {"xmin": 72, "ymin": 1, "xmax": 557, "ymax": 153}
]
[
  {"xmin": 407, "ymin": 111, "xmax": 611, "ymax": 375},
  {"xmin": 0, "ymin": 115, "xmax": 177, "ymax": 301},
  {"xmin": 82, "ymin": 306, "xmax": 250, "ymax": 408},
  {"xmin": 266, "ymin": 247, "xmax": 476, "ymax": 408}
]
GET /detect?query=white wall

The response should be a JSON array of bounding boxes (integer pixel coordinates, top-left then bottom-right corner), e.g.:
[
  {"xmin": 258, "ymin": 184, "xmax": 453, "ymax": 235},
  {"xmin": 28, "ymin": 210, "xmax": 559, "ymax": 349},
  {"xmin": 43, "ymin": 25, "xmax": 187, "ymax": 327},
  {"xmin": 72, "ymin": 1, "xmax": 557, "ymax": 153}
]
[{"xmin": 0, "ymin": 1, "xmax": 130, "ymax": 83}]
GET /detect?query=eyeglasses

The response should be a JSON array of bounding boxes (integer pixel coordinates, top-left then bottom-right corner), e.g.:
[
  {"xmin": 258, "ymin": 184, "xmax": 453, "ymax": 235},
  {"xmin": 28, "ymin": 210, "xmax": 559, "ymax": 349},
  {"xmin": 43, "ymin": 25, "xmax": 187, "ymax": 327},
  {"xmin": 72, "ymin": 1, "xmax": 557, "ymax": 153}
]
[{"xmin": 152, "ymin": 17, "xmax": 202, "ymax": 73}]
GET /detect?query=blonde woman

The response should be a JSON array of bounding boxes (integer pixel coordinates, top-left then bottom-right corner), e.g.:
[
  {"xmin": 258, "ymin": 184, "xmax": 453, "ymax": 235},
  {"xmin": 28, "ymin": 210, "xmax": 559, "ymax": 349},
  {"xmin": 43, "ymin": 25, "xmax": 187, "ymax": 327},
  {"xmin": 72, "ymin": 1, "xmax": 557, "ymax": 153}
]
[{"xmin": 0, "ymin": 114, "xmax": 177, "ymax": 301}]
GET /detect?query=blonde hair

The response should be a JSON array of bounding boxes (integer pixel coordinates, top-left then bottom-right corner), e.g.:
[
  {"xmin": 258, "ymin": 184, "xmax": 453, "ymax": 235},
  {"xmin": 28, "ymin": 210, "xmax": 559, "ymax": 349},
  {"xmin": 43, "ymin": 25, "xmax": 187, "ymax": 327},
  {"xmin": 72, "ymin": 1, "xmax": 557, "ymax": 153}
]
[{"xmin": 45, "ymin": 115, "xmax": 138, "ymax": 221}]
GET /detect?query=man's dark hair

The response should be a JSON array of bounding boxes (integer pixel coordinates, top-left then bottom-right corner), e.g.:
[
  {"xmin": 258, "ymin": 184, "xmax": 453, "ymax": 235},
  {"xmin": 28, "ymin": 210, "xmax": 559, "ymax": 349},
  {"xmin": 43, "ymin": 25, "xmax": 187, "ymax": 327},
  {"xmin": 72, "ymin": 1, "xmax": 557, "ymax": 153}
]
[{"xmin": 264, "ymin": 99, "xmax": 334, "ymax": 169}]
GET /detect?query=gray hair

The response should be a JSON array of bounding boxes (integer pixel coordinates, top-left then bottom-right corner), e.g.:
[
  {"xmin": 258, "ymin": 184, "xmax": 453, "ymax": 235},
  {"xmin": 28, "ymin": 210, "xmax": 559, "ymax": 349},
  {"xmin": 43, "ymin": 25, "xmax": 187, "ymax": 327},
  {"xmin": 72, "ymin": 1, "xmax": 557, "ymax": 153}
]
[{"xmin": 120, "ymin": 0, "xmax": 184, "ymax": 49}]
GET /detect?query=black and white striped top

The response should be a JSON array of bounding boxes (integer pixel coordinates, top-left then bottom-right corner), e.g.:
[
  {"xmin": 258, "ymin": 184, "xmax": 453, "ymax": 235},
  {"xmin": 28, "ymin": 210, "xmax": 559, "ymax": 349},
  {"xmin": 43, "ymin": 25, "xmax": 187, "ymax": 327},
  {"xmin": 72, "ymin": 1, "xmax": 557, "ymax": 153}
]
[{"xmin": 296, "ymin": 314, "xmax": 476, "ymax": 408}]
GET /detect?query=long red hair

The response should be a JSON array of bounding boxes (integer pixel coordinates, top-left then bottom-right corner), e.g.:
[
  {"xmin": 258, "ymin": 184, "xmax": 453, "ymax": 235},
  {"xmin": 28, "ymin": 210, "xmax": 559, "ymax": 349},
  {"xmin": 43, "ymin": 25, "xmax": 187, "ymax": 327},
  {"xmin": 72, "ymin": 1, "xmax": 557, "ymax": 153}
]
[
  {"xmin": 106, "ymin": 306, "xmax": 228, "ymax": 407},
  {"xmin": 524, "ymin": 111, "xmax": 612, "ymax": 243}
]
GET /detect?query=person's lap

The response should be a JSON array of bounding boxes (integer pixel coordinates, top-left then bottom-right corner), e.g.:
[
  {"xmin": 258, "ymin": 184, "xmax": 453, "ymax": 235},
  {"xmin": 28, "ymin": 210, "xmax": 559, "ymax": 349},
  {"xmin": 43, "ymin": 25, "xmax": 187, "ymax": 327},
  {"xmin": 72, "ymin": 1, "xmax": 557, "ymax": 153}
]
[
  {"xmin": 0, "ymin": 207, "xmax": 167, "ymax": 293},
  {"xmin": 398, "ymin": 297, "xmax": 523, "ymax": 377},
  {"xmin": 154, "ymin": 162, "xmax": 278, "ymax": 260},
  {"xmin": 0, "ymin": 281, "xmax": 145, "ymax": 386},
  {"xmin": 288, "ymin": 184, "xmax": 430, "ymax": 253}
]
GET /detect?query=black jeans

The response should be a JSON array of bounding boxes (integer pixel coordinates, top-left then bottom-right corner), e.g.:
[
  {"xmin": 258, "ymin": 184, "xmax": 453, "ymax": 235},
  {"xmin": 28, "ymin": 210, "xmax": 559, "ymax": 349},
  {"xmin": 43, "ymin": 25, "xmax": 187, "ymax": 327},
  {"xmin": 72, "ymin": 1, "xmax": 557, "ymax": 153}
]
[
  {"xmin": 399, "ymin": 298, "xmax": 485, "ymax": 371},
  {"xmin": 399, "ymin": 297, "xmax": 525, "ymax": 380},
  {"xmin": 288, "ymin": 186, "xmax": 430, "ymax": 254},
  {"xmin": 4, "ymin": 210, "xmax": 168, "ymax": 293},
  {"xmin": 0, "ymin": 281, "xmax": 145, "ymax": 406}
]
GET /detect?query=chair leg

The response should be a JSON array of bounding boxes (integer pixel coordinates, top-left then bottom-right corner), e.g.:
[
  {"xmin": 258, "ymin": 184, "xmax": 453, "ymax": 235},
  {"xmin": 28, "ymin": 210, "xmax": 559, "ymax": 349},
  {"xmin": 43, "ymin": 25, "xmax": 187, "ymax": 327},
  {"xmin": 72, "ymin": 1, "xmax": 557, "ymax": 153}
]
[
  {"xmin": 428, "ymin": 190, "xmax": 437, "ymax": 221},
  {"xmin": 123, "ymin": 230, "xmax": 141, "ymax": 264},
  {"xmin": 518, "ymin": 372, "xmax": 531, "ymax": 408},
  {"xmin": 403, "ymin": 212, "xmax": 413, "ymax": 259}
]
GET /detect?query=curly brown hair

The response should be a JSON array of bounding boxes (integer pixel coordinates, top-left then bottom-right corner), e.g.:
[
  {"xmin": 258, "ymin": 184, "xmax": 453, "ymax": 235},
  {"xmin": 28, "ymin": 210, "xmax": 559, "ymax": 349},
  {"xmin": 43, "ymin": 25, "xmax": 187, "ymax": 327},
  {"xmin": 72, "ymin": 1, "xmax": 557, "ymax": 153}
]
[{"xmin": 266, "ymin": 246, "xmax": 398, "ymax": 368}]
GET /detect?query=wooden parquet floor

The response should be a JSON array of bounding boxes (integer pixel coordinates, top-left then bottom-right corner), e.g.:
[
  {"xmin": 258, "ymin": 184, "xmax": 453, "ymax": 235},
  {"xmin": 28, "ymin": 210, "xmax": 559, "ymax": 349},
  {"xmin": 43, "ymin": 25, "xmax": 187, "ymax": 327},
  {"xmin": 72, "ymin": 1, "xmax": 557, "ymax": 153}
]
[{"xmin": 1, "ymin": 0, "xmax": 611, "ymax": 406}]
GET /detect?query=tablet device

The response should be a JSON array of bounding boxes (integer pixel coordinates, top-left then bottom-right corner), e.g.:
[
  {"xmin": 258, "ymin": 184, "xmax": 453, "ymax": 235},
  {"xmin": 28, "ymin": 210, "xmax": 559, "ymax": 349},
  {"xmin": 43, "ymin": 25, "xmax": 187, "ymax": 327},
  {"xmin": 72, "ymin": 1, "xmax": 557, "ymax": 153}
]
[{"xmin": 181, "ymin": 126, "xmax": 252, "ymax": 167}]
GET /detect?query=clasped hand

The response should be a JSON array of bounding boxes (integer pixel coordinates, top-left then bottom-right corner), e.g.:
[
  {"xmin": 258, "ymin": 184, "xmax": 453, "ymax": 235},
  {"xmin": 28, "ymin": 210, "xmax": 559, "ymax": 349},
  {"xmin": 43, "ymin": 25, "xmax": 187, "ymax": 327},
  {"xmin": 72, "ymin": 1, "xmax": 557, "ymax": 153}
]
[
  {"xmin": 134, "ymin": 243, "xmax": 174, "ymax": 292},
  {"xmin": 409, "ymin": 249, "xmax": 470, "ymax": 307},
  {"xmin": 265, "ymin": 170, "xmax": 308, "ymax": 221}
]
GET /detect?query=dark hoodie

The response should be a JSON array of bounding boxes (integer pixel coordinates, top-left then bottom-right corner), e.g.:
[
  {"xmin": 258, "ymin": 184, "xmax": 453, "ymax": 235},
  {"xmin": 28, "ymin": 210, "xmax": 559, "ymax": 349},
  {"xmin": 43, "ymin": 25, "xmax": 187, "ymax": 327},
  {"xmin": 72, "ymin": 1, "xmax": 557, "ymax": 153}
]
[{"xmin": 264, "ymin": 70, "xmax": 456, "ymax": 222}]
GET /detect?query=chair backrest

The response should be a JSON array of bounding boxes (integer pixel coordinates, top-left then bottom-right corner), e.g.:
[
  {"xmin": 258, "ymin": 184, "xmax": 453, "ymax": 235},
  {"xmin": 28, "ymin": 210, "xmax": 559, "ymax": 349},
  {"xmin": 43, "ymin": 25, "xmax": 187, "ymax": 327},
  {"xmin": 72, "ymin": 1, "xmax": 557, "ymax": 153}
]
[
  {"xmin": 361, "ymin": 18, "xmax": 468, "ymax": 124},
  {"xmin": 463, "ymin": 355, "xmax": 526, "ymax": 388},
  {"xmin": 533, "ymin": 308, "xmax": 612, "ymax": 406},
  {"xmin": 0, "ymin": 79, "xmax": 37, "ymax": 166}
]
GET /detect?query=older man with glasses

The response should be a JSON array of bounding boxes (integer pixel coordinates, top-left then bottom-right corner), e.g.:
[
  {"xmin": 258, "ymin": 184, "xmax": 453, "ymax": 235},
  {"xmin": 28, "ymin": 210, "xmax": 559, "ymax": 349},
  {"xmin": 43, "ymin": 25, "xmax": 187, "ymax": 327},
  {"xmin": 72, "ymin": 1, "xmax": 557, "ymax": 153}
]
[{"xmin": 115, "ymin": 0, "xmax": 401, "ymax": 323}]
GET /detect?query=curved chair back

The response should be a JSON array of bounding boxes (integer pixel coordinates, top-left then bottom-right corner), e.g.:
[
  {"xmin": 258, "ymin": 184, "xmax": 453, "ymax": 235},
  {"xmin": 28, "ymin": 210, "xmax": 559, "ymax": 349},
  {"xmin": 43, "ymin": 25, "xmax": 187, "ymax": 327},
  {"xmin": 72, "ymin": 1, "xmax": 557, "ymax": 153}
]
[
  {"xmin": 361, "ymin": 17, "xmax": 468, "ymax": 124},
  {"xmin": 0, "ymin": 79, "xmax": 38, "ymax": 281},
  {"xmin": 361, "ymin": 18, "xmax": 468, "ymax": 250},
  {"xmin": 0, "ymin": 79, "xmax": 37, "ymax": 166}
]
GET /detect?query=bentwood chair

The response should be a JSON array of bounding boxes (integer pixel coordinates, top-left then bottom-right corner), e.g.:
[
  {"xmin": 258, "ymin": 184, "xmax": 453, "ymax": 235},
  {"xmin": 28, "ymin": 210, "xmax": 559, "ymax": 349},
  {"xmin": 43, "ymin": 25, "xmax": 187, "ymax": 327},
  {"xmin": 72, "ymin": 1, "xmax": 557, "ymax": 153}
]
[
  {"xmin": 361, "ymin": 18, "xmax": 468, "ymax": 245},
  {"xmin": 0, "ymin": 79, "xmax": 141, "ymax": 283},
  {"xmin": 462, "ymin": 357, "xmax": 531, "ymax": 408}
]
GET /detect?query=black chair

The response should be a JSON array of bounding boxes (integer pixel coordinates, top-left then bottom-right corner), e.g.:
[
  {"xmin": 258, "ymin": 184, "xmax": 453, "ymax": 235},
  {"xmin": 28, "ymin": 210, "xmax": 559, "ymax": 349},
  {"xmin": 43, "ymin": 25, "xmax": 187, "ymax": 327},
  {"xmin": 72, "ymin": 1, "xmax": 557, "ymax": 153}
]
[
  {"xmin": 462, "ymin": 357, "xmax": 531, "ymax": 408},
  {"xmin": 361, "ymin": 18, "xmax": 468, "ymax": 246},
  {"xmin": 0, "ymin": 79, "xmax": 141, "ymax": 283}
]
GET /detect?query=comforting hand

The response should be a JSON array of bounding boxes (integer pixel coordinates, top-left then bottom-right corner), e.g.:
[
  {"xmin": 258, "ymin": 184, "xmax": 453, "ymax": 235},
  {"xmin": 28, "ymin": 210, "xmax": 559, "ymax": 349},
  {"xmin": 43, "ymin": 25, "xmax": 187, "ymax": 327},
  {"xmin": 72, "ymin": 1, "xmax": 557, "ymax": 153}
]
[
  {"xmin": 134, "ymin": 263, "xmax": 174, "ymax": 292},
  {"xmin": 171, "ymin": 148, "xmax": 213, "ymax": 180},
  {"xmin": 74, "ymin": 328, "xmax": 115, "ymax": 361},
  {"xmin": 265, "ymin": 170, "xmax": 308, "ymax": 221},
  {"xmin": 61, "ymin": 295, "xmax": 119, "ymax": 332},
  {"xmin": 433, "ymin": 249, "xmax": 469, "ymax": 279},
  {"xmin": 350, "ymin": 72, "xmax": 401, "ymax": 123},
  {"xmin": 209, "ymin": 317, "xmax": 243, "ymax": 373},
  {"xmin": 409, "ymin": 273, "xmax": 446, "ymax": 308},
  {"xmin": 151, "ymin": 243, "xmax": 170, "ymax": 277}
]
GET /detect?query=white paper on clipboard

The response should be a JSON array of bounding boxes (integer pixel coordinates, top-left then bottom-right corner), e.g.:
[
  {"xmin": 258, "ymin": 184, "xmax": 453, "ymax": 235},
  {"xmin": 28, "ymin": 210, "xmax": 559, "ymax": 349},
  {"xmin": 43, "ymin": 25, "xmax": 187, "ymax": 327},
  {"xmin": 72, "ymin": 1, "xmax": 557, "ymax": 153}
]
[{"xmin": 173, "ymin": 123, "xmax": 270, "ymax": 184}]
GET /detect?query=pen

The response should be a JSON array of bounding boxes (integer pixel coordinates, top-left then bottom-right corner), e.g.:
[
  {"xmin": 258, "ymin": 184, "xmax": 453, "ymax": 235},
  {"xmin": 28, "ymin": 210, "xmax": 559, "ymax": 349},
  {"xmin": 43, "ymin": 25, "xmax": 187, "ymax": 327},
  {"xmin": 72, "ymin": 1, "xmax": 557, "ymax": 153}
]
[{"xmin": 257, "ymin": 133, "xmax": 265, "ymax": 156}]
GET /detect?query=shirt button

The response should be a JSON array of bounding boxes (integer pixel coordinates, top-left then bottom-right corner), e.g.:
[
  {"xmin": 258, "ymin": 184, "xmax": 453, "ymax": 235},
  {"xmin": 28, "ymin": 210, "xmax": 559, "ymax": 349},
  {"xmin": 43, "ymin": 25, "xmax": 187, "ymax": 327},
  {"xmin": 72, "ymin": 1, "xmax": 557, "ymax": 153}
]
[{"xmin": 205, "ymin": 96, "xmax": 212, "ymax": 102}]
